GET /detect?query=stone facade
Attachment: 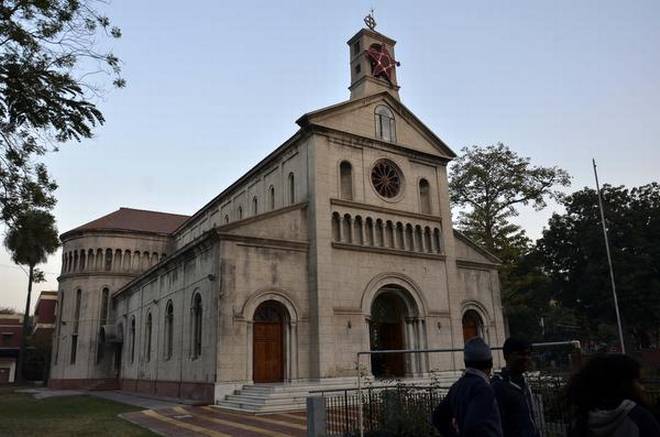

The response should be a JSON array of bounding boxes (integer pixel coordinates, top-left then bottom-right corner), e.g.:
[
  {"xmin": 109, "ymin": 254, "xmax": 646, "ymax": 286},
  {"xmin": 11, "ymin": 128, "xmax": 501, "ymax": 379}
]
[{"xmin": 49, "ymin": 25, "xmax": 506, "ymax": 402}]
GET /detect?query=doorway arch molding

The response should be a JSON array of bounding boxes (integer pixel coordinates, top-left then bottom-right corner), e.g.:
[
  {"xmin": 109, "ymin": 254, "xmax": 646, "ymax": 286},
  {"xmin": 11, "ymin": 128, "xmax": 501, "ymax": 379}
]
[
  {"xmin": 460, "ymin": 299, "xmax": 492, "ymax": 343},
  {"xmin": 240, "ymin": 287, "xmax": 300, "ymax": 323},
  {"xmin": 241, "ymin": 288, "xmax": 300, "ymax": 383},
  {"xmin": 460, "ymin": 299, "xmax": 491, "ymax": 326},
  {"xmin": 360, "ymin": 272, "xmax": 428, "ymax": 318}
]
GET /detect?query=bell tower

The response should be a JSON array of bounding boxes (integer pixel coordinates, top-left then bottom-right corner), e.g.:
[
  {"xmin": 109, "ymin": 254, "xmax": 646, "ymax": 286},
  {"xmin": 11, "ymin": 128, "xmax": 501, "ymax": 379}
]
[{"xmin": 347, "ymin": 13, "xmax": 400, "ymax": 101}]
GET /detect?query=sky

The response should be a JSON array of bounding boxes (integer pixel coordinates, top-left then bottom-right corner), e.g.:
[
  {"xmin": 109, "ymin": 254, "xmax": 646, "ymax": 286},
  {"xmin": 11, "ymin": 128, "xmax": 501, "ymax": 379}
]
[{"xmin": 1, "ymin": 0, "xmax": 659, "ymax": 312}]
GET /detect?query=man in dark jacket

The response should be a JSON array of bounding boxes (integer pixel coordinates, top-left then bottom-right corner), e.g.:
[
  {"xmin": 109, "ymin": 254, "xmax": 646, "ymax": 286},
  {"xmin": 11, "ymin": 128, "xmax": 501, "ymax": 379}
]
[
  {"xmin": 432, "ymin": 337, "xmax": 503, "ymax": 437},
  {"xmin": 491, "ymin": 337, "xmax": 541, "ymax": 437}
]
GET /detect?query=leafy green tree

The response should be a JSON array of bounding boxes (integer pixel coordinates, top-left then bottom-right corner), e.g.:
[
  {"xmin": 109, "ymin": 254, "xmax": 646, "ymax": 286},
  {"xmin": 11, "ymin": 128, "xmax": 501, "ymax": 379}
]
[
  {"xmin": 449, "ymin": 143, "xmax": 571, "ymax": 338},
  {"xmin": 449, "ymin": 143, "xmax": 571, "ymax": 256},
  {"xmin": 0, "ymin": 0, "xmax": 123, "ymax": 224},
  {"xmin": 4, "ymin": 209, "xmax": 59, "ymax": 382},
  {"xmin": 538, "ymin": 183, "xmax": 660, "ymax": 349}
]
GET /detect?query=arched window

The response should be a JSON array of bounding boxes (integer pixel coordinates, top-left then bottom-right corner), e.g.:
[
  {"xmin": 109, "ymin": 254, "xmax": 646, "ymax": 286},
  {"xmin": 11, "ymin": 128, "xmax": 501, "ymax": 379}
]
[
  {"xmin": 269, "ymin": 185, "xmax": 275, "ymax": 210},
  {"xmin": 73, "ymin": 289, "xmax": 82, "ymax": 333},
  {"xmin": 79, "ymin": 250, "xmax": 86, "ymax": 271},
  {"xmin": 288, "ymin": 172, "xmax": 295, "ymax": 205},
  {"xmin": 252, "ymin": 196, "xmax": 258, "ymax": 215},
  {"xmin": 339, "ymin": 161, "xmax": 353, "ymax": 200},
  {"xmin": 332, "ymin": 212, "xmax": 341, "ymax": 242},
  {"xmin": 104, "ymin": 248, "xmax": 113, "ymax": 271},
  {"xmin": 462, "ymin": 310, "xmax": 485, "ymax": 342},
  {"xmin": 71, "ymin": 289, "xmax": 82, "ymax": 364},
  {"xmin": 375, "ymin": 105, "xmax": 396, "ymax": 142},
  {"xmin": 224, "ymin": 214, "xmax": 229, "ymax": 224},
  {"xmin": 192, "ymin": 293, "xmax": 203, "ymax": 358},
  {"xmin": 165, "ymin": 300, "xmax": 174, "ymax": 360},
  {"xmin": 419, "ymin": 179, "xmax": 431, "ymax": 214},
  {"xmin": 145, "ymin": 312, "xmax": 152, "ymax": 362},
  {"xmin": 238, "ymin": 206, "xmax": 243, "ymax": 220},
  {"xmin": 130, "ymin": 317, "xmax": 136, "ymax": 363},
  {"xmin": 100, "ymin": 288, "xmax": 110, "ymax": 326}
]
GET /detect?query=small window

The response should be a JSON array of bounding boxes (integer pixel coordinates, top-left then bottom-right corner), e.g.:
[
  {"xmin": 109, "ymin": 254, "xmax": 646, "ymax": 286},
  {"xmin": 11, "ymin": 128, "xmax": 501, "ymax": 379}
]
[
  {"xmin": 288, "ymin": 172, "xmax": 295, "ymax": 205},
  {"xmin": 269, "ymin": 186, "xmax": 275, "ymax": 210},
  {"xmin": 238, "ymin": 206, "xmax": 243, "ymax": 220},
  {"xmin": 192, "ymin": 293, "xmax": 203, "ymax": 358},
  {"xmin": 340, "ymin": 161, "xmax": 353, "ymax": 200},
  {"xmin": 354, "ymin": 41, "xmax": 361, "ymax": 55},
  {"xmin": 130, "ymin": 317, "xmax": 136, "ymax": 363},
  {"xmin": 145, "ymin": 312, "xmax": 152, "ymax": 362},
  {"xmin": 165, "ymin": 301, "xmax": 174, "ymax": 360},
  {"xmin": 375, "ymin": 105, "xmax": 396, "ymax": 142},
  {"xmin": 70, "ymin": 335, "xmax": 78, "ymax": 364},
  {"xmin": 419, "ymin": 179, "xmax": 431, "ymax": 214},
  {"xmin": 252, "ymin": 196, "xmax": 258, "ymax": 215},
  {"xmin": 224, "ymin": 215, "xmax": 229, "ymax": 224},
  {"xmin": 100, "ymin": 288, "xmax": 110, "ymax": 326},
  {"xmin": 355, "ymin": 64, "xmax": 361, "ymax": 74}
]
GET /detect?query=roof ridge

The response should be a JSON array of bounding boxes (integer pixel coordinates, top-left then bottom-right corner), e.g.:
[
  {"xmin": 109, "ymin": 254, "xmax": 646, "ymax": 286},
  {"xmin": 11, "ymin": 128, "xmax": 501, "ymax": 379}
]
[{"xmin": 118, "ymin": 207, "xmax": 189, "ymax": 217}]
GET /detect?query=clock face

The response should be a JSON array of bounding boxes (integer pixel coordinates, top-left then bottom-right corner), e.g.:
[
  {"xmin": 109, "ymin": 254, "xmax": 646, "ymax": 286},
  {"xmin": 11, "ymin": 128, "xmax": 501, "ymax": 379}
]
[{"xmin": 366, "ymin": 44, "xmax": 397, "ymax": 83}]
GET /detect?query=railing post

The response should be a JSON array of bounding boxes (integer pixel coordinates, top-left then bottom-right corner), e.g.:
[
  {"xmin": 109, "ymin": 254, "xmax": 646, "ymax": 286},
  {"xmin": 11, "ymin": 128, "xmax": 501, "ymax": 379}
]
[{"xmin": 307, "ymin": 396, "xmax": 327, "ymax": 437}]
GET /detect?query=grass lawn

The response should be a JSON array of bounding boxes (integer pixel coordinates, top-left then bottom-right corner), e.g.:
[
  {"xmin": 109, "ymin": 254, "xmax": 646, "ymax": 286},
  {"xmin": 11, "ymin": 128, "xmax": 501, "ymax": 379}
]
[{"xmin": 0, "ymin": 387, "xmax": 155, "ymax": 436}]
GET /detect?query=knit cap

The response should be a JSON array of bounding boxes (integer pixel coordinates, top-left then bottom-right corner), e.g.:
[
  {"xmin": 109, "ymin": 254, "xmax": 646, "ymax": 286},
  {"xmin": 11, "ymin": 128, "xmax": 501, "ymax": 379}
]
[{"xmin": 464, "ymin": 337, "xmax": 492, "ymax": 362}]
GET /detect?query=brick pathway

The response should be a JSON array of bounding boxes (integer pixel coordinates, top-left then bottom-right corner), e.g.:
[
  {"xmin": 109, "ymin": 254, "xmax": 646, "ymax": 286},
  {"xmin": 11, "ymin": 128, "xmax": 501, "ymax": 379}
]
[{"xmin": 121, "ymin": 406, "xmax": 307, "ymax": 436}]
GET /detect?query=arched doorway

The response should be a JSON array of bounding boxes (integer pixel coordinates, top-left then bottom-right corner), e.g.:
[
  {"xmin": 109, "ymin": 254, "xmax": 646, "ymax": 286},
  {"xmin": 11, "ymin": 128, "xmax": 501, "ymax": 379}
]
[
  {"xmin": 369, "ymin": 290, "xmax": 410, "ymax": 378},
  {"xmin": 462, "ymin": 309, "xmax": 484, "ymax": 342},
  {"xmin": 253, "ymin": 301, "xmax": 286, "ymax": 383}
]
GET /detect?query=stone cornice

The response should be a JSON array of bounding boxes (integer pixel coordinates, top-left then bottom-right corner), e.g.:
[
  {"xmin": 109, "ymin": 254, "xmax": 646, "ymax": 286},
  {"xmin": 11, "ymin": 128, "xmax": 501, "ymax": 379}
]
[
  {"xmin": 456, "ymin": 259, "xmax": 498, "ymax": 271},
  {"xmin": 314, "ymin": 124, "xmax": 449, "ymax": 166},
  {"xmin": 217, "ymin": 202, "xmax": 307, "ymax": 232},
  {"xmin": 219, "ymin": 233, "xmax": 308, "ymax": 252}
]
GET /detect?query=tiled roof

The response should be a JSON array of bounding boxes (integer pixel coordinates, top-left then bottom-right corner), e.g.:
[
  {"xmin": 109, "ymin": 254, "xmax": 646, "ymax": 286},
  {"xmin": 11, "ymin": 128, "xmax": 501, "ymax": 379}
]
[{"xmin": 65, "ymin": 207, "xmax": 189, "ymax": 236}]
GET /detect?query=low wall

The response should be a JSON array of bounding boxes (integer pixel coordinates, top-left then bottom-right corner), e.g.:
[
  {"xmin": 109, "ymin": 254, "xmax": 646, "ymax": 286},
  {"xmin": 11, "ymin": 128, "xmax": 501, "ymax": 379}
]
[{"xmin": 120, "ymin": 378, "xmax": 214, "ymax": 403}]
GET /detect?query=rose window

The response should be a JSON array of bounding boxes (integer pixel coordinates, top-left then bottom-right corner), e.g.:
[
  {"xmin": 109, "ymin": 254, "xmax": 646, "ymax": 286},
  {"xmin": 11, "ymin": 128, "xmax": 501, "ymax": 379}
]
[{"xmin": 371, "ymin": 159, "xmax": 402, "ymax": 198}]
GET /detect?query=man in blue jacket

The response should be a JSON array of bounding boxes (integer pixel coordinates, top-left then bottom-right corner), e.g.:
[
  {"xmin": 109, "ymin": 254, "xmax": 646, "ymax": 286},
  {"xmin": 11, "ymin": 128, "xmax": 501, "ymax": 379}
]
[
  {"xmin": 432, "ymin": 337, "xmax": 503, "ymax": 437},
  {"xmin": 491, "ymin": 338, "xmax": 541, "ymax": 437}
]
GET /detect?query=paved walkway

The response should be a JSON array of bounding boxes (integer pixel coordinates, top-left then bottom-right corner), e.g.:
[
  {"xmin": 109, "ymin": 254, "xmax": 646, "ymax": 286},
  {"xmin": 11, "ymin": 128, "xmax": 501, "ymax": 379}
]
[{"xmin": 121, "ymin": 406, "xmax": 307, "ymax": 437}]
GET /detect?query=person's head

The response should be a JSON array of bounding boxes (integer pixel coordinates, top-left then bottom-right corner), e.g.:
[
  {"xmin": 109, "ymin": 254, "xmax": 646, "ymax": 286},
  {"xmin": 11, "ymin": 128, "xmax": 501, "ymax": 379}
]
[
  {"xmin": 567, "ymin": 354, "xmax": 646, "ymax": 412},
  {"xmin": 503, "ymin": 337, "xmax": 533, "ymax": 375},
  {"xmin": 464, "ymin": 337, "xmax": 493, "ymax": 375}
]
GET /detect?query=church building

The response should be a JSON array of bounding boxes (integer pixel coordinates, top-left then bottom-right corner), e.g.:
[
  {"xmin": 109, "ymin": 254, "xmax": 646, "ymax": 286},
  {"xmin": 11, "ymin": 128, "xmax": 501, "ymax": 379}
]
[{"xmin": 49, "ymin": 20, "xmax": 506, "ymax": 405}]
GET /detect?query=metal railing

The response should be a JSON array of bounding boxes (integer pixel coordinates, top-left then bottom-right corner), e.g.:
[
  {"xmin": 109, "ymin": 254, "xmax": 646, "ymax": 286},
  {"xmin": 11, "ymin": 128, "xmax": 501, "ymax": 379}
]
[{"xmin": 353, "ymin": 340, "xmax": 582, "ymax": 437}]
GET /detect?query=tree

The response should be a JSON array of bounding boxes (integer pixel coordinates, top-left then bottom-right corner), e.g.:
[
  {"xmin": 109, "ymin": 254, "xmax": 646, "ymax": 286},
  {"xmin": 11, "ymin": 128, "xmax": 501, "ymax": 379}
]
[
  {"xmin": 4, "ymin": 208, "xmax": 59, "ymax": 382},
  {"xmin": 449, "ymin": 143, "xmax": 571, "ymax": 338},
  {"xmin": 0, "ymin": 0, "xmax": 123, "ymax": 225},
  {"xmin": 537, "ymin": 183, "xmax": 660, "ymax": 349},
  {"xmin": 449, "ymin": 143, "xmax": 571, "ymax": 256}
]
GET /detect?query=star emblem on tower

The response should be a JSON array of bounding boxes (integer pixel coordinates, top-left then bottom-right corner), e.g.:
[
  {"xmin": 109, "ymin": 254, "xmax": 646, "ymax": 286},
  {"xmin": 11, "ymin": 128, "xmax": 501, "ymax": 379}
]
[{"xmin": 366, "ymin": 44, "xmax": 400, "ymax": 84}]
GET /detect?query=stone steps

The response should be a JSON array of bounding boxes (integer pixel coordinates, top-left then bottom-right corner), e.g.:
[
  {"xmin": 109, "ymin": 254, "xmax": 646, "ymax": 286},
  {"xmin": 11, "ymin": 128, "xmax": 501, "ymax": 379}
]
[{"xmin": 214, "ymin": 373, "xmax": 461, "ymax": 414}]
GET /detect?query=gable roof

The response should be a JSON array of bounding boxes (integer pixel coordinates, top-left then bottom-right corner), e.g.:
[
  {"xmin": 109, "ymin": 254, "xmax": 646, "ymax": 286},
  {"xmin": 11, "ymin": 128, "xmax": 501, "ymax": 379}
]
[
  {"xmin": 296, "ymin": 91, "xmax": 457, "ymax": 159},
  {"xmin": 453, "ymin": 230, "xmax": 502, "ymax": 264},
  {"xmin": 62, "ymin": 207, "xmax": 190, "ymax": 238}
]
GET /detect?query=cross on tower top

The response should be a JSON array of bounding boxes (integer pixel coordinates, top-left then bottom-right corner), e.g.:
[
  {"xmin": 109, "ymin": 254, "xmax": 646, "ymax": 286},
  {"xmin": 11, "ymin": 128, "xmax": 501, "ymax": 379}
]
[{"xmin": 364, "ymin": 10, "xmax": 376, "ymax": 30}]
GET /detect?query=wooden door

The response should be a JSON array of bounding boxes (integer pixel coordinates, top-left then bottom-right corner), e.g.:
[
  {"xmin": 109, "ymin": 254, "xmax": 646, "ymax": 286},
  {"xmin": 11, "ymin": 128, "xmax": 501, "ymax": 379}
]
[
  {"xmin": 381, "ymin": 322, "xmax": 404, "ymax": 377},
  {"xmin": 462, "ymin": 310, "xmax": 482, "ymax": 342},
  {"xmin": 0, "ymin": 367, "xmax": 10, "ymax": 384},
  {"xmin": 253, "ymin": 321, "xmax": 283, "ymax": 383}
]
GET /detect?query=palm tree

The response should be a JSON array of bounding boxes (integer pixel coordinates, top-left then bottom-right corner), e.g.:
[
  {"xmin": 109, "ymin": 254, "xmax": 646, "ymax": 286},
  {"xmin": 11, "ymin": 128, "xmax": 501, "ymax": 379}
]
[{"xmin": 4, "ymin": 209, "xmax": 59, "ymax": 383}]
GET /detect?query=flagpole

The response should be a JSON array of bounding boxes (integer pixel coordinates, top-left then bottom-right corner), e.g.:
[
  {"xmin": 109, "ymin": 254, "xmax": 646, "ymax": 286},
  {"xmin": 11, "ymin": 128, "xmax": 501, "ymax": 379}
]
[{"xmin": 592, "ymin": 158, "xmax": 626, "ymax": 354}]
